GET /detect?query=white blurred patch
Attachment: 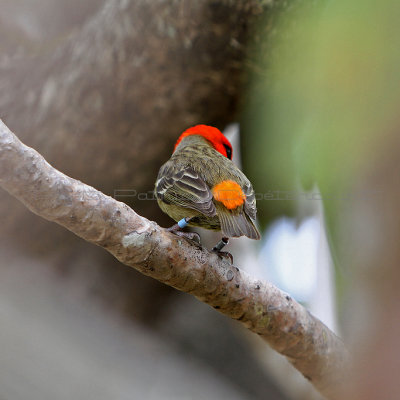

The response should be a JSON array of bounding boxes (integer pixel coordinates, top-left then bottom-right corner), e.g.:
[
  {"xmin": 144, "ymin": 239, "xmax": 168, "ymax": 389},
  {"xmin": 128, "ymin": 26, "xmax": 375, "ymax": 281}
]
[
  {"xmin": 259, "ymin": 215, "xmax": 337, "ymax": 332},
  {"xmin": 260, "ymin": 217, "xmax": 319, "ymax": 302},
  {"xmin": 223, "ymin": 123, "xmax": 242, "ymax": 168}
]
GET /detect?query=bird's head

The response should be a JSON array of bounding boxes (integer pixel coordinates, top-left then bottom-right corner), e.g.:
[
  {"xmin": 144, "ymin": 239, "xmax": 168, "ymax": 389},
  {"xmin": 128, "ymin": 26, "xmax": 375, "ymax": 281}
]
[{"xmin": 174, "ymin": 124, "xmax": 233, "ymax": 160}]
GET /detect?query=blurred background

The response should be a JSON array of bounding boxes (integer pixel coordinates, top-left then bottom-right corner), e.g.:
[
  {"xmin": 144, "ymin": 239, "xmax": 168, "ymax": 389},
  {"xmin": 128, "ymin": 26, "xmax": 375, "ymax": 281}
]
[{"xmin": 1, "ymin": 0, "xmax": 399, "ymax": 399}]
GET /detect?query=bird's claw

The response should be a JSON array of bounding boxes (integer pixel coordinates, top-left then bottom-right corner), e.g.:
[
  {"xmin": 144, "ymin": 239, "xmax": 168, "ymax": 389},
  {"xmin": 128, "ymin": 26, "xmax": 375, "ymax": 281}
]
[
  {"xmin": 166, "ymin": 221, "xmax": 201, "ymax": 244},
  {"xmin": 213, "ymin": 250, "xmax": 234, "ymax": 264},
  {"xmin": 167, "ymin": 223, "xmax": 183, "ymax": 233},
  {"xmin": 212, "ymin": 237, "xmax": 233, "ymax": 263},
  {"xmin": 173, "ymin": 230, "xmax": 201, "ymax": 244}
]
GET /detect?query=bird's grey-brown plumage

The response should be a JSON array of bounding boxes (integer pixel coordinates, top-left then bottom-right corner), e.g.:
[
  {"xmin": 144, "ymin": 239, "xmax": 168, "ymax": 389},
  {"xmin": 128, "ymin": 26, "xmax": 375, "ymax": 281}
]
[{"xmin": 155, "ymin": 135, "xmax": 260, "ymax": 239}]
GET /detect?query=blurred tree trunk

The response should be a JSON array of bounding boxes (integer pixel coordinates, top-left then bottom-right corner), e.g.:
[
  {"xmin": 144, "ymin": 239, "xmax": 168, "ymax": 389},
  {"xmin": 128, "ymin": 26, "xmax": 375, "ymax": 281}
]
[{"xmin": 340, "ymin": 132, "xmax": 400, "ymax": 400}]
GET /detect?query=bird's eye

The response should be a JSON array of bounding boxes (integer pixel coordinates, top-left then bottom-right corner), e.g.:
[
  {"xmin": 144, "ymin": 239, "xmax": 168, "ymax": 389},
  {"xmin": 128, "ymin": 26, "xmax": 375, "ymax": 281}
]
[{"xmin": 224, "ymin": 144, "xmax": 232, "ymax": 160}]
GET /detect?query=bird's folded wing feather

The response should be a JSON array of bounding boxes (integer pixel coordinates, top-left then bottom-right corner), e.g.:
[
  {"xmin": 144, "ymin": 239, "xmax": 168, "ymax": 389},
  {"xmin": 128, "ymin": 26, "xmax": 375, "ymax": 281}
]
[
  {"xmin": 242, "ymin": 180, "xmax": 257, "ymax": 221},
  {"xmin": 155, "ymin": 165, "xmax": 216, "ymax": 217}
]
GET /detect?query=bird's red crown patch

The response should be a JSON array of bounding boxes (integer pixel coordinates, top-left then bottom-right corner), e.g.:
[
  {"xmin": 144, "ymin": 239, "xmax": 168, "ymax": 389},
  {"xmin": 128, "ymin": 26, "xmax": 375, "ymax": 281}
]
[{"xmin": 174, "ymin": 125, "xmax": 232, "ymax": 159}]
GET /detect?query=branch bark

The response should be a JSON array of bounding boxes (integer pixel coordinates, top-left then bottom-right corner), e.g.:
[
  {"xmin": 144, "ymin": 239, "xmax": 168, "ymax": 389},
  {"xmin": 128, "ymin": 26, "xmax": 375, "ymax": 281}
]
[{"xmin": 0, "ymin": 119, "xmax": 349, "ymax": 400}]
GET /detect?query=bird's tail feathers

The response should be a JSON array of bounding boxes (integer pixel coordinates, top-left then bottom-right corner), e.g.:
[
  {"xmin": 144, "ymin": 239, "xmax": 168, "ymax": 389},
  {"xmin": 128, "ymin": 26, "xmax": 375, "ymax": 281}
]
[{"xmin": 219, "ymin": 211, "xmax": 261, "ymax": 240}]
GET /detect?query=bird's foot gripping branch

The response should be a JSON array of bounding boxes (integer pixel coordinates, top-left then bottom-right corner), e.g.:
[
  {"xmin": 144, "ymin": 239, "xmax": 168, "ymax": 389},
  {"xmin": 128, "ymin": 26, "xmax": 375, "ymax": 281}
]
[{"xmin": 0, "ymin": 120, "xmax": 349, "ymax": 400}]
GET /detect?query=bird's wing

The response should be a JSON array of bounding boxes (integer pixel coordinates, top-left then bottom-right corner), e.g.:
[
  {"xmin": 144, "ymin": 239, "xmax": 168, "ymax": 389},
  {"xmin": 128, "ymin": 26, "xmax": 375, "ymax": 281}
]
[{"xmin": 155, "ymin": 164, "xmax": 216, "ymax": 217}]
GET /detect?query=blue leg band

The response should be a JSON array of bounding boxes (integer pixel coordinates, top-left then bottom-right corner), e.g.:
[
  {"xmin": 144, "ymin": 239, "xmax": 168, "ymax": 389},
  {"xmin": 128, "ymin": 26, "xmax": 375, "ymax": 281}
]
[{"xmin": 178, "ymin": 218, "xmax": 188, "ymax": 228}]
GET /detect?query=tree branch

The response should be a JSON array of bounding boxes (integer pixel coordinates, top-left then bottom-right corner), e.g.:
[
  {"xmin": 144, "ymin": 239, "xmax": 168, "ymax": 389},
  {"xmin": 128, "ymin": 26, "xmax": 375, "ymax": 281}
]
[{"xmin": 0, "ymin": 119, "xmax": 349, "ymax": 400}]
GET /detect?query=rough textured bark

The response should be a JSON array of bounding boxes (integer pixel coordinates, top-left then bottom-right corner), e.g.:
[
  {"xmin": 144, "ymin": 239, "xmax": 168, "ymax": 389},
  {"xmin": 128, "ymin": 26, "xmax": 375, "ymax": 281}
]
[{"xmin": 0, "ymin": 119, "xmax": 349, "ymax": 400}]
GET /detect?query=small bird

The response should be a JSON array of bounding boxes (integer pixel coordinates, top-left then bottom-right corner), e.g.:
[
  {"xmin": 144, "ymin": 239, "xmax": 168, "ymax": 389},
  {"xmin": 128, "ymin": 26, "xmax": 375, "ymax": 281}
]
[{"xmin": 155, "ymin": 124, "xmax": 260, "ymax": 253}]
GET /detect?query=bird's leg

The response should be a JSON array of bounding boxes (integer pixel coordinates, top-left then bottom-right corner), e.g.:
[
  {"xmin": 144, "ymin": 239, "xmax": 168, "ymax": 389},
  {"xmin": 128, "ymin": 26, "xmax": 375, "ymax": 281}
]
[
  {"xmin": 167, "ymin": 218, "xmax": 201, "ymax": 244},
  {"xmin": 212, "ymin": 237, "xmax": 233, "ymax": 264},
  {"xmin": 167, "ymin": 217, "xmax": 190, "ymax": 232}
]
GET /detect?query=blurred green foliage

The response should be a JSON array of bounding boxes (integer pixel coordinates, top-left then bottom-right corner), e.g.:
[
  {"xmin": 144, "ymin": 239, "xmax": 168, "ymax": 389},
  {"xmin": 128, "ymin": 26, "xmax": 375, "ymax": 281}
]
[{"xmin": 243, "ymin": 0, "xmax": 400, "ymax": 243}]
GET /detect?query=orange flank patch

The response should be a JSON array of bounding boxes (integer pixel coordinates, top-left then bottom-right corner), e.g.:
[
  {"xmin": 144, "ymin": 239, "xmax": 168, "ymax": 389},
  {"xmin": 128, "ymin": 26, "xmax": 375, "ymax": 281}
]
[{"xmin": 212, "ymin": 180, "xmax": 245, "ymax": 210}]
